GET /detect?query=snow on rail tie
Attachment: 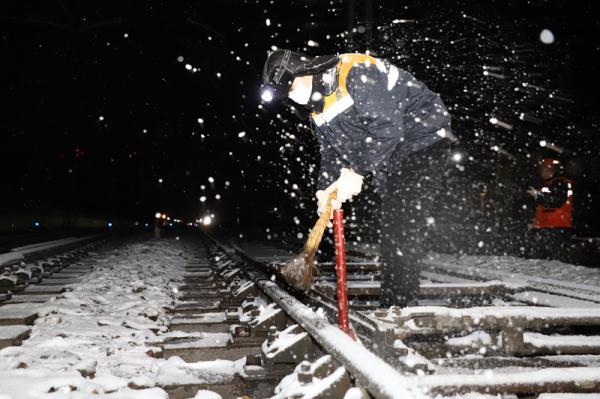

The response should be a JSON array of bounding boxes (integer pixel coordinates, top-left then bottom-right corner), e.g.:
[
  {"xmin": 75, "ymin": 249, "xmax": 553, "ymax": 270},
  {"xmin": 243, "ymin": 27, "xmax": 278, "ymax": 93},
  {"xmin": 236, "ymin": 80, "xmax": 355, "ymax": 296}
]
[
  {"xmin": 0, "ymin": 240, "xmax": 244, "ymax": 399},
  {"xmin": 1, "ymin": 235, "xmax": 102, "ymax": 267}
]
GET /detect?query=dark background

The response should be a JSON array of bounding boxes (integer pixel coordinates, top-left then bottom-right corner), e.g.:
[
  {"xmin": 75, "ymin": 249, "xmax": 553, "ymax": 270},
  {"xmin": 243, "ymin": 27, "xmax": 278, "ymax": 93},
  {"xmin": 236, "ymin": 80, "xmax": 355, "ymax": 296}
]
[{"xmin": 1, "ymin": 1, "xmax": 599, "ymax": 244}]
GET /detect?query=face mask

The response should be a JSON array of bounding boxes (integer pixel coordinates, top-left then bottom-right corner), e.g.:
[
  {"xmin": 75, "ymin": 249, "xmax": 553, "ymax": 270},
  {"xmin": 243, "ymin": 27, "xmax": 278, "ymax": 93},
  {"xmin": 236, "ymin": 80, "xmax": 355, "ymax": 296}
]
[{"xmin": 288, "ymin": 79, "xmax": 312, "ymax": 105}]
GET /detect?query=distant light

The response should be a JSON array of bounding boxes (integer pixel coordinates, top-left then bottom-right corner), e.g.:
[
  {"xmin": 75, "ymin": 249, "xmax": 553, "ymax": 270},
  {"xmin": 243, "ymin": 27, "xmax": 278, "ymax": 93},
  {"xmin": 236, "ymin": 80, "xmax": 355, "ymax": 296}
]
[
  {"xmin": 489, "ymin": 117, "xmax": 498, "ymax": 125},
  {"xmin": 238, "ymin": 131, "xmax": 246, "ymax": 138},
  {"xmin": 452, "ymin": 152, "xmax": 463, "ymax": 162},
  {"xmin": 33, "ymin": 221, "xmax": 40, "ymax": 227},
  {"xmin": 155, "ymin": 212, "xmax": 162, "ymax": 219},
  {"xmin": 99, "ymin": 116, "xmax": 104, "ymax": 121},
  {"xmin": 208, "ymin": 176, "xmax": 215, "ymax": 183},
  {"xmin": 261, "ymin": 89, "xmax": 274, "ymax": 102},
  {"xmin": 185, "ymin": 64, "xmax": 192, "ymax": 70},
  {"xmin": 177, "ymin": 56, "xmax": 184, "ymax": 63},
  {"xmin": 123, "ymin": 33, "xmax": 129, "ymax": 38},
  {"xmin": 539, "ymin": 140, "xmax": 547, "ymax": 147},
  {"xmin": 200, "ymin": 196, "xmax": 207, "ymax": 202},
  {"xmin": 202, "ymin": 215, "xmax": 212, "ymax": 226},
  {"xmin": 107, "ymin": 222, "xmax": 113, "ymax": 228},
  {"xmin": 307, "ymin": 40, "xmax": 319, "ymax": 47},
  {"xmin": 169, "ymin": 223, "xmax": 173, "ymax": 227},
  {"xmin": 216, "ymin": 72, "xmax": 221, "ymax": 78},
  {"xmin": 197, "ymin": 118, "xmax": 204, "ymax": 124},
  {"xmin": 491, "ymin": 145, "xmax": 499, "ymax": 152},
  {"xmin": 161, "ymin": 214, "xmax": 167, "ymax": 220},
  {"xmin": 540, "ymin": 29, "xmax": 555, "ymax": 44},
  {"xmin": 265, "ymin": 18, "xmax": 271, "ymax": 26},
  {"xmin": 215, "ymin": 194, "xmax": 221, "ymax": 200},
  {"xmin": 144, "ymin": 223, "xmax": 149, "ymax": 228},
  {"xmin": 158, "ymin": 178, "xmax": 163, "ymax": 183}
]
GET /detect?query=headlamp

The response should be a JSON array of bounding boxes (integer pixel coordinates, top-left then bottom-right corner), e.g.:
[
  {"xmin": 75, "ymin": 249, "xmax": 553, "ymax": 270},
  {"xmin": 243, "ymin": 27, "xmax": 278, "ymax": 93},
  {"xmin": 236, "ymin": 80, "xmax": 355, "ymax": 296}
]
[{"xmin": 261, "ymin": 87, "xmax": 274, "ymax": 102}]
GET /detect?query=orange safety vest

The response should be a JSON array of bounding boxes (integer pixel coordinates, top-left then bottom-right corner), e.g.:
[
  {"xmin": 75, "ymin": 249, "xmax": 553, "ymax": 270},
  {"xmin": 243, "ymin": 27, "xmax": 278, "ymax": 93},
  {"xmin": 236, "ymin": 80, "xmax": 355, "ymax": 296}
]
[
  {"xmin": 310, "ymin": 53, "xmax": 378, "ymax": 123},
  {"xmin": 533, "ymin": 177, "xmax": 574, "ymax": 229}
]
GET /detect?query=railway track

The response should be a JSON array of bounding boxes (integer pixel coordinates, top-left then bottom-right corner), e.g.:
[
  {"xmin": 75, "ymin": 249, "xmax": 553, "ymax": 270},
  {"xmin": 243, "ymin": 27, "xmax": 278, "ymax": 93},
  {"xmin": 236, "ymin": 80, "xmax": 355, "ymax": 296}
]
[
  {"xmin": 162, "ymin": 234, "xmax": 419, "ymax": 398},
  {"xmin": 209, "ymin": 238, "xmax": 600, "ymax": 397},
  {"xmin": 0, "ymin": 236, "xmax": 104, "ymax": 349},
  {"xmin": 1, "ymin": 233, "xmax": 599, "ymax": 398}
]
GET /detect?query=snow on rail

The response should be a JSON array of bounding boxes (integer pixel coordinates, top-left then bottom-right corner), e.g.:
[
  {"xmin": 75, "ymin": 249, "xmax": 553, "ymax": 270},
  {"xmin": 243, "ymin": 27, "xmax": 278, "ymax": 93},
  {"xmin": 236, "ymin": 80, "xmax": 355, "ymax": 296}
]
[
  {"xmin": 257, "ymin": 279, "xmax": 427, "ymax": 399},
  {"xmin": 399, "ymin": 305, "xmax": 600, "ymax": 321},
  {"xmin": 524, "ymin": 333, "xmax": 600, "ymax": 348},
  {"xmin": 410, "ymin": 366, "xmax": 600, "ymax": 391}
]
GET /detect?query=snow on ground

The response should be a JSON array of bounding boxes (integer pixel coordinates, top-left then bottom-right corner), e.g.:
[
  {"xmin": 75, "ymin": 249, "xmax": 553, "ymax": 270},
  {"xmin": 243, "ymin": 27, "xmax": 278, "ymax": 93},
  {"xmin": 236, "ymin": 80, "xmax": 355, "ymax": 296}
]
[
  {"xmin": 348, "ymin": 241, "xmax": 600, "ymax": 292},
  {"xmin": 0, "ymin": 240, "xmax": 244, "ymax": 399},
  {"xmin": 427, "ymin": 254, "xmax": 600, "ymax": 293}
]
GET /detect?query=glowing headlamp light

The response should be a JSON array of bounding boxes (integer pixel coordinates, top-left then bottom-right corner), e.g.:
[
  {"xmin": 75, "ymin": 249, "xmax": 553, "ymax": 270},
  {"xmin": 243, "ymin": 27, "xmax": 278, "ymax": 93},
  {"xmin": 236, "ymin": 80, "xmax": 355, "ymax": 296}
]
[{"xmin": 261, "ymin": 88, "xmax": 274, "ymax": 102}]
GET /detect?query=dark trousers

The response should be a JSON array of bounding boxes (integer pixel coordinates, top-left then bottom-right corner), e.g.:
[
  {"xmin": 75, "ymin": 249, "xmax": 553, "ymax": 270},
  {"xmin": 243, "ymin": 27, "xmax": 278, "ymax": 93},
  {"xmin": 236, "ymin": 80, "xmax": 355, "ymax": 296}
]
[
  {"xmin": 529, "ymin": 228, "xmax": 573, "ymax": 263},
  {"xmin": 380, "ymin": 140, "xmax": 450, "ymax": 307}
]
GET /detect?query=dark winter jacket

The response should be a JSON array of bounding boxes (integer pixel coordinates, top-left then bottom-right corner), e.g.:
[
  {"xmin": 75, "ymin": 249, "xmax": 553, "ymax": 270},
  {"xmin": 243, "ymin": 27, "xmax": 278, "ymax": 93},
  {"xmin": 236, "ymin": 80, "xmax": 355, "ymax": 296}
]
[{"xmin": 309, "ymin": 53, "xmax": 452, "ymax": 190}]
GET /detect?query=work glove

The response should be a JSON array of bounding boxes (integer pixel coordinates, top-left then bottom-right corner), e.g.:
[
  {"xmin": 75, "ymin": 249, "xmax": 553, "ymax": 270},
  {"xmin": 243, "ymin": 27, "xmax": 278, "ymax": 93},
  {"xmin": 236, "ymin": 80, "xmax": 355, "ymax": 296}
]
[
  {"xmin": 526, "ymin": 186, "xmax": 540, "ymax": 199},
  {"xmin": 316, "ymin": 184, "xmax": 341, "ymax": 217},
  {"xmin": 316, "ymin": 168, "xmax": 364, "ymax": 217}
]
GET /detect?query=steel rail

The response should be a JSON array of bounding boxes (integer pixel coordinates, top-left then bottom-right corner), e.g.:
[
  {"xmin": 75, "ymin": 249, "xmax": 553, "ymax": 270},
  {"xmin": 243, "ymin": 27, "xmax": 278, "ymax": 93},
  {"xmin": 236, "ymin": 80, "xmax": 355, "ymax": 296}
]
[
  {"xmin": 256, "ymin": 278, "xmax": 425, "ymax": 399},
  {"xmin": 204, "ymin": 232, "xmax": 425, "ymax": 399}
]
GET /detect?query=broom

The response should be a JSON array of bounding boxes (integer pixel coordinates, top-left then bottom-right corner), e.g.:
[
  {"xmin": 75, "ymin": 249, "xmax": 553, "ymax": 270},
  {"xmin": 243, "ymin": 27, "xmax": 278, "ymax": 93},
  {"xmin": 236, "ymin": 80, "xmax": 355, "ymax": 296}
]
[{"xmin": 281, "ymin": 190, "xmax": 337, "ymax": 290}]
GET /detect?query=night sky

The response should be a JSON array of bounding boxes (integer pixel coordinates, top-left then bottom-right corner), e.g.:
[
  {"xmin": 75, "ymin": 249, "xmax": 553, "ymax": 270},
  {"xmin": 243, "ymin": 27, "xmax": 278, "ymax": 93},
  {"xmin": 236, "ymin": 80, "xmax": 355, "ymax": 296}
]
[{"xmin": 2, "ymin": 1, "xmax": 599, "ymax": 236}]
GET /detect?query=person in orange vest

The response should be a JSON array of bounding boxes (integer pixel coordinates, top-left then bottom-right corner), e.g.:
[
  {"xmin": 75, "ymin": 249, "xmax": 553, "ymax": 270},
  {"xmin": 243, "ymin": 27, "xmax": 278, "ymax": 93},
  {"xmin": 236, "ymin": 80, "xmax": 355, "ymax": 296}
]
[
  {"xmin": 527, "ymin": 158, "xmax": 574, "ymax": 261},
  {"xmin": 261, "ymin": 50, "xmax": 453, "ymax": 307}
]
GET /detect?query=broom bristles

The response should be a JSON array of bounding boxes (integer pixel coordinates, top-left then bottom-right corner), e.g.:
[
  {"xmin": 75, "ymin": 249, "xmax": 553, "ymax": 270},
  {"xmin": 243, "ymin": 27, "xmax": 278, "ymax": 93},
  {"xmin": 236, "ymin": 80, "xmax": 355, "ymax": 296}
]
[
  {"xmin": 281, "ymin": 251, "xmax": 319, "ymax": 290},
  {"xmin": 280, "ymin": 191, "xmax": 337, "ymax": 290}
]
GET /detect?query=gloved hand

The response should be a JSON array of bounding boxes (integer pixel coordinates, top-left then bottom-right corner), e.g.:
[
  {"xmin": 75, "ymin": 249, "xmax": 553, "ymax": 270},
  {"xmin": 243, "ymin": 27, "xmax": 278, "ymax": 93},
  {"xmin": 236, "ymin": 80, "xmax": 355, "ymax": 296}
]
[
  {"xmin": 336, "ymin": 167, "xmax": 364, "ymax": 203},
  {"xmin": 526, "ymin": 186, "xmax": 540, "ymax": 198},
  {"xmin": 316, "ymin": 168, "xmax": 363, "ymax": 217},
  {"xmin": 316, "ymin": 183, "xmax": 341, "ymax": 217}
]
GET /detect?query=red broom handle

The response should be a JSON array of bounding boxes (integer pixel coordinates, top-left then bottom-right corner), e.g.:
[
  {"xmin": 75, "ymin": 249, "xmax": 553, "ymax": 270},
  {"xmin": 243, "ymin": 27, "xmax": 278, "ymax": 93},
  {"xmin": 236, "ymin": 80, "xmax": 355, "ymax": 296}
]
[{"xmin": 333, "ymin": 209, "xmax": 354, "ymax": 339}]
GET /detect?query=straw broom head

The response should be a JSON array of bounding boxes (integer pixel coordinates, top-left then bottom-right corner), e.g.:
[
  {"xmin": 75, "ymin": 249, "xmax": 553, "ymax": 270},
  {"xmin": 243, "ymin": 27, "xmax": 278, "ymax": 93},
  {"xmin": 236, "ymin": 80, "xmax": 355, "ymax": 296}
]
[{"xmin": 281, "ymin": 190, "xmax": 337, "ymax": 290}]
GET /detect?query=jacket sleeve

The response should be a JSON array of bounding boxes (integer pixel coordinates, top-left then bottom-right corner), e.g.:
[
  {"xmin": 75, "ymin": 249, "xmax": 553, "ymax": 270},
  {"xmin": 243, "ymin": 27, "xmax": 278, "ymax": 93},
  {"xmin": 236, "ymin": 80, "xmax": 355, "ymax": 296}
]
[
  {"xmin": 315, "ymin": 126, "xmax": 341, "ymax": 190},
  {"xmin": 401, "ymin": 71, "xmax": 452, "ymax": 142}
]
